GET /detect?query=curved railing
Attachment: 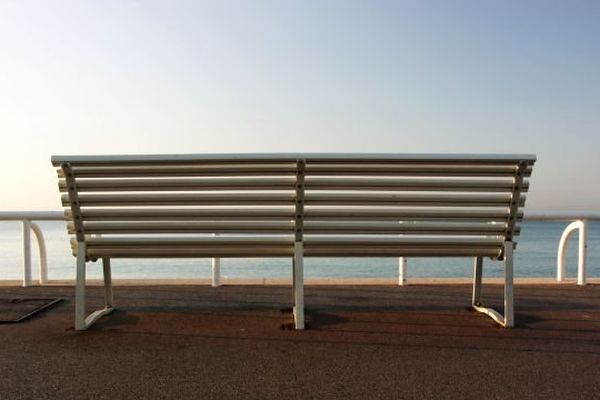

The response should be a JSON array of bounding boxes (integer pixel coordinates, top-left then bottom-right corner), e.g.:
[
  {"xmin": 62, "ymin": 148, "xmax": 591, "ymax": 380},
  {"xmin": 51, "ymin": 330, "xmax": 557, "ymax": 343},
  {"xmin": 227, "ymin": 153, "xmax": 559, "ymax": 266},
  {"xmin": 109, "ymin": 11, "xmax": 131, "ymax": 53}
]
[
  {"xmin": 526, "ymin": 211, "xmax": 600, "ymax": 285},
  {"xmin": 398, "ymin": 210, "xmax": 600, "ymax": 286},
  {"xmin": 0, "ymin": 211, "xmax": 64, "ymax": 287}
]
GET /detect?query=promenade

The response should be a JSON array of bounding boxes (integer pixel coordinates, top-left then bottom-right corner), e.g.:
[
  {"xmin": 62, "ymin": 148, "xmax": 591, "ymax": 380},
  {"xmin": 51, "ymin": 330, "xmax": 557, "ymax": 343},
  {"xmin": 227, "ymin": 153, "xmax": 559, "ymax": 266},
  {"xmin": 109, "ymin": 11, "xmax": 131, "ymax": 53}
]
[{"xmin": 1, "ymin": 282, "xmax": 599, "ymax": 399}]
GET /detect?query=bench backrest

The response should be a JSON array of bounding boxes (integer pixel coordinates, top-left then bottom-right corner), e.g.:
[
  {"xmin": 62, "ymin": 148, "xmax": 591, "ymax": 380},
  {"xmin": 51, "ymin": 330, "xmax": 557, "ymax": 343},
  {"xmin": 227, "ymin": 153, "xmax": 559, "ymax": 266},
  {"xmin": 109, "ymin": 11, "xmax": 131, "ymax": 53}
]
[{"xmin": 52, "ymin": 153, "xmax": 535, "ymax": 260}]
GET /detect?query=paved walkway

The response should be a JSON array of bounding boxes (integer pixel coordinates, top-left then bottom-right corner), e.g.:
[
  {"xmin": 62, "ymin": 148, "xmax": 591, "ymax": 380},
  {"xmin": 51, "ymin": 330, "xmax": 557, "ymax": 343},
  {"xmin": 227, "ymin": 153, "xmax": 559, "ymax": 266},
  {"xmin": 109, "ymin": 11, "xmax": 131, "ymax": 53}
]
[{"xmin": 1, "ymin": 283, "xmax": 599, "ymax": 399}]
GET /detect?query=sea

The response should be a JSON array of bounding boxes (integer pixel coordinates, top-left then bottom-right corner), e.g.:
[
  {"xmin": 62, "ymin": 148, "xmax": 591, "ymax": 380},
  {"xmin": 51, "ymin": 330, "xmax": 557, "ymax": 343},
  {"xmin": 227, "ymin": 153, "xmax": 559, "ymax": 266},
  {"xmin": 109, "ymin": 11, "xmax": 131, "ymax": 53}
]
[{"xmin": 0, "ymin": 221, "xmax": 598, "ymax": 281}]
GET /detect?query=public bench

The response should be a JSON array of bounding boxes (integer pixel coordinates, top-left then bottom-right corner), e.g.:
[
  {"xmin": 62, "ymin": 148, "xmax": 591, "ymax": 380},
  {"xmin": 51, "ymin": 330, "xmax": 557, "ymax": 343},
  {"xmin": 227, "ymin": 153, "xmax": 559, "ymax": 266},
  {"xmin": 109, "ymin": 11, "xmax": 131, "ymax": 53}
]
[{"xmin": 52, "ymin": 153, "xmax": 536, "ymax": 330}]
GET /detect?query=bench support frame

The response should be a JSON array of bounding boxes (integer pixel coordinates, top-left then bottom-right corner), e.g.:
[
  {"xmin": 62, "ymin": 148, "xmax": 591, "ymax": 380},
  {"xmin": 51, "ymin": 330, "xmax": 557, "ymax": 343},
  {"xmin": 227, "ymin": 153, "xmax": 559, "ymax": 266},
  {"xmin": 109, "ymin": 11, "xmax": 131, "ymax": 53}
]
[
  {"xmin": 471, "ymin": 241, "xmax": 514, "ymax": 328},
  {"xmin": 75, "ymin": 242, "xmax": 115, "ymax": 331}
]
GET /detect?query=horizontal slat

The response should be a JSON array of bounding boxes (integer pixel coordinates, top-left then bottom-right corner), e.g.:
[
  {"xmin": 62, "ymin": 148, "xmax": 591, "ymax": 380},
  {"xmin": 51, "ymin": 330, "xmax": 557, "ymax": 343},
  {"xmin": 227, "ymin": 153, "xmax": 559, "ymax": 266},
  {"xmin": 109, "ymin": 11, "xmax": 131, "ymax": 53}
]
[
  {"xmin": 58, "ymin": 177, "xmax": 529, "ymax": 193},
  {"xmin": 86, "ymin": 246, "xmax": 294, "ymax": 258},
  {"xmin": 304, "ymin": 236, "xmax": 504, "ymax": 246},
  {"xmin": 58, "ymin": 177, "xmax": 296, "ymax": 192},
  {"xmin": 62, "ymin": 193, "xmax": 296, "ymax": 207},
  {"xmin": 302, "ymin": 221, "xmax": 518, "ymax": 235},
  {"xmin": 304, "ymin": 208, "xmax": 523, "ymax": 221},
  {"xmin": 303, "ymin": 247, "xmax": 501, "ymax": 257},
  {"xmin": 85, "ymin": 246, "xmax": 498, "ymax": 258},
  {"xmin": 51, "ymin": 153, "xmax": 537, "ymax": 166},
  {"xmin": 69, "ymin": 220, "xmax": 517, "ymax": 235},
  {"xmin": 304, "ymin": 193, "xmax": 525, "ymax": 207},
  {"xmin": 85, "ymin": 236, "xmax": 294, "ymax": 246},
  {"xmin": 70, "ymin": 221, "xmax": 294, "ymax": 234},
  {"xmin": 306, "ymin": 164, "xmax": 533, "ymax": 177},
  {"xmin": 83, "ymin": 235, "xmax": 501, "ymax": 246},
  {"xmin": 77, "ymin": 234, "xmax": 505, "ymax": 258},
  {"xmin": 304, "ymin": 177, "xmax": 528, "ymax": 192},
  {"xmin": 67, "ymin": 208, "xmax": 522, "ymax": 222},
  {"xmin": 57, "ymin": 163, "xmax": 533, "ymax": 178},
  {"xmin": 57, "ymin": 163, "xmax": 297, "ymax": 177},
  {"xmin": 63, "ymin": 193, "xmax": 523, "ymax": 208},
  {"xmin": 82, "ymin": 236, "xmax": 295, "ymax": 257},
  {"xmin": 69, "ymin": 208, "xmax": 295, "ymax": 220}
]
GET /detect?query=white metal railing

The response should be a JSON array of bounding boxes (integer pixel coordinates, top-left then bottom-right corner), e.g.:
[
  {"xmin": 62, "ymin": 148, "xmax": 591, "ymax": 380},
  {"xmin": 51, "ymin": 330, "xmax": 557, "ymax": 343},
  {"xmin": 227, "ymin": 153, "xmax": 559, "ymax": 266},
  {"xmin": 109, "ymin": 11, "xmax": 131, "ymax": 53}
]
[
  {"xmin": 0, "ymin": 211, "xmax": 64, "ymax": 287},
  {"xmin": 1, "ymin": 210, "xmax": 598, "ymax": 287},
  {"xmin": 397, "ymin": 210, "xmax": 600, "ymax": 286},
  {"xmin": 525, "ymin": 210, "xmax": 600, "ymax": 285}
]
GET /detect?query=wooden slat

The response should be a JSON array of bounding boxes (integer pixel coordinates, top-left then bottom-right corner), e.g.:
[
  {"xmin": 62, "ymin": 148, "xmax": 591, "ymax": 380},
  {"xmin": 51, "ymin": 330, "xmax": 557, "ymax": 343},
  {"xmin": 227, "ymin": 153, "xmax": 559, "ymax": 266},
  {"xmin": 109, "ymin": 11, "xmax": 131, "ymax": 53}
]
[
  {"xmin": 304, "ymin": 193, "xmax": 525, "ymax": 207},
  {"xmin": 306, "ymin": 164, "xmax": 533, "ymax": 177},
  {"xmin": 62, "ymin": 193, "xmax": 296, "ymax": 207},
  {"xmin": 304, "ymin": 236, "xmax": 504, "ymax": 246},
  {"xmin": 303, "ymin": 246, "xmax": 501, "ymax": 257},
  {"xmin": 58, "ymin": 176, "xmax": 530, "ymax": 193},
  {"xmin": 302, "ymin": 221, "xmax": 518, "ymax": 235},
  {"xmin": 86, "ymin": 246, "xmax": 294, "ymax": 258},
  {"xmin": 57, "ymin": 163, "xmax": 534, "ymax": 178},
  {"xmin": 85, "ymin": 246, "xmax": 498, "ymax": 258},
  {"xmin": 69, "ymin": 221, "xmax": 295, "ymax": 234},
  {"xmin": 304, "ymin": 177, "xmax": 529, "ymax": 192},
  {"xmin": 304, "ymin": 208, "xmax": 523, "ymax": 221},
  {"xmin": 58, "ymin": 177, "xmax": 296, "ymax": 192},
  {"xmin": 84, "ymin": 236, "xmax": 294, "ymax": 246},
  {"xmin": 66, "ymin": 207, "xmax": 523, "ymax": 222},
  {"xmin": 59, "ymin": 163, "xmax": 297, "ymax": 177},
  {"xmin": 51, "ymin": 153, "xmax": 537, "ymax": 167},
  {"xmin": 69, "ymin": 208, "xmax": 295, "ymax": 220}
]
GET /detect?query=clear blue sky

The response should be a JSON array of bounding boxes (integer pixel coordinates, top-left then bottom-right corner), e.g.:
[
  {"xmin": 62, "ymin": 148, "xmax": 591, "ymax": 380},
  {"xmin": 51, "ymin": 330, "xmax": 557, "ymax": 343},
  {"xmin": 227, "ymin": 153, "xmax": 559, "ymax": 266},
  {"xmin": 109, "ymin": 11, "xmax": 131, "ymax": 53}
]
[{"xmin": 1, "ymin": 1, "xmax": 598, "ymax": 210}]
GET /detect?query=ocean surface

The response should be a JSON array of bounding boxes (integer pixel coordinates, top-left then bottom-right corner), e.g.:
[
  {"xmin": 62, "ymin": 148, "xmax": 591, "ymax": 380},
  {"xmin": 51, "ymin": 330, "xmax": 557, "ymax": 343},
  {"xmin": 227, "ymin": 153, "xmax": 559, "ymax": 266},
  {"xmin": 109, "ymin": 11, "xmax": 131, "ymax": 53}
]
[{"xmin": 0, "ymin": 221, "xmax": 598, "ymax": 281}]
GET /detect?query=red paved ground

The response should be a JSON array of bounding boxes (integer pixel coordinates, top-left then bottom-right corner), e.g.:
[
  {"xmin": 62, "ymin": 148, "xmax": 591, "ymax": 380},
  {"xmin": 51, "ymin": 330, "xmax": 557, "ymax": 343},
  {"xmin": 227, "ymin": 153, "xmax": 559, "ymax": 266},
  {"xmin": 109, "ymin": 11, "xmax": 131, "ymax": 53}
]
[{"xmin": 1, "ymin": 284, "xmax": 599, "ymax": 399}]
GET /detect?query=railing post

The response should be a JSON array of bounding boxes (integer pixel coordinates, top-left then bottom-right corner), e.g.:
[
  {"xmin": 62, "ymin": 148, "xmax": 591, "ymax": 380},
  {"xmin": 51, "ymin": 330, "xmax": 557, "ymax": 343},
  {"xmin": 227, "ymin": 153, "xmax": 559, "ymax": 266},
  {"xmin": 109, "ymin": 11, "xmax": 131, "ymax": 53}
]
[
  {"xmin": 557, "ymin": 219, "xmax": 588, "ymax": 285},
  {"xmin": 398, "ymin": 257, "xmax": 407, "ymax": 286},
  {"xmin": 30, "ymin": 222, "xmax": 48, "ymax": 284},
  {"xmin": 212, "ymin": 233, "xmax": 221, "ymax": 287},
  {"xmin": 22, "ymin": 219, "xmax": 32, "ymax": 287},
  {"xmin": 212, "ymin": 258, "xmax": 221, "ymax": 287},
  {"xmin": 578, "ymin": 219, "xmax": 588, "ymax": 285}
]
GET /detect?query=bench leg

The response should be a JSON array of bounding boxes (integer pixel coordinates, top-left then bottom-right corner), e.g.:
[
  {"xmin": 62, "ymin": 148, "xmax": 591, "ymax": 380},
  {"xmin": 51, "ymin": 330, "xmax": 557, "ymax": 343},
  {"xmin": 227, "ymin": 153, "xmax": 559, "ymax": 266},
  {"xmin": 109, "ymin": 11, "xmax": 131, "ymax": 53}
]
[
  {"xmin": 472, "ymin": 242, "xmax": 515, "ymax": 328},
  {"xmin": 102, "ymin": 257, "xmax": 114, "ymax": 308},
  {"xmin": 293, "ymin": 242, "xmax": 305, "ymax": 330},
  {"xmin": 74, "ymin": 243, "xmax": 87, "ymax": 330},
  {"xmin": 472, "ymin": 256, "xmax": 483, "ymax": 306},
  {"xmin": 504, "ymin": 243, "xmax": 515, "ymax": 327},
  {"xmin": 74, "ymin": 243, "xmax": 115, "ymax": 331}
]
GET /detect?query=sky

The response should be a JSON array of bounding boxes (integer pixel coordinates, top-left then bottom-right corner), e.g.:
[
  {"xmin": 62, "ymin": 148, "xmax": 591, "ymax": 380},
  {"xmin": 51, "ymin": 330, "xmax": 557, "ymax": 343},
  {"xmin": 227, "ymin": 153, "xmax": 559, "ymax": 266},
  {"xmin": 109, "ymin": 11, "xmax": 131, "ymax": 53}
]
[{"xmin": 0, "ymin": 0, "xmax": 599, "ymax": 210}]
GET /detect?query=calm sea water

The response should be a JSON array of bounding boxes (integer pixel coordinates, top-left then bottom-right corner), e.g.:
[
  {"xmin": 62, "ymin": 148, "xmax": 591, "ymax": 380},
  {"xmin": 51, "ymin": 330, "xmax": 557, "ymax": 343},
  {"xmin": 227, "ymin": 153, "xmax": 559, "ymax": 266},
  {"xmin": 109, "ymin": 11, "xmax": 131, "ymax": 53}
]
[{"xmin": 0, "ymin": 221, "xmax": 598, "ymax": 280}]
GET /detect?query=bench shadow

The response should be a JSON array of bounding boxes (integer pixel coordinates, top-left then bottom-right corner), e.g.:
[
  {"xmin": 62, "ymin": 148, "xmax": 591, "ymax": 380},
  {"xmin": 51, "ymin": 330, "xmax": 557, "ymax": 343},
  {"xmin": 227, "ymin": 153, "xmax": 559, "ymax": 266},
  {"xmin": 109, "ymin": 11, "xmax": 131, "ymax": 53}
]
[{"xmin": 89, "ymin": 309, "xmax": 140, "ymax": 331}]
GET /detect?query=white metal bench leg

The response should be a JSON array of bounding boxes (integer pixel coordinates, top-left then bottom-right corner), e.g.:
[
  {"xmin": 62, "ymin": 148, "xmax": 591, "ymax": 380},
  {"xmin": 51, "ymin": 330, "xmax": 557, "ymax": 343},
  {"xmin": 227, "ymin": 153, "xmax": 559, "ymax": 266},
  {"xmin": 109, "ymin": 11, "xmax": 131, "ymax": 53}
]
[
  {"xmin": 102, "ymin": 257, "xmax": 114, "ymax": 308},
  {"xmin": 75, "ymin": 242, "xmax": 87, "ymax": 330},
  {"xmin": 293, "ymin": 242, "xmax": 305, "ymax": 330},
  {"xmin": 472, "ymin": 242, "xmax": 515, "ymax": 328},
  {"xmin": 504, "ymin": 242, "xmax": 514, "ymax": 327},
  {"xmin": 74, "ymin": 243, "xmax": 115, "ymax": 331},
  {"xmin": 472, "ymin": 256, "xmax": 483, "ymax": 306}
]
